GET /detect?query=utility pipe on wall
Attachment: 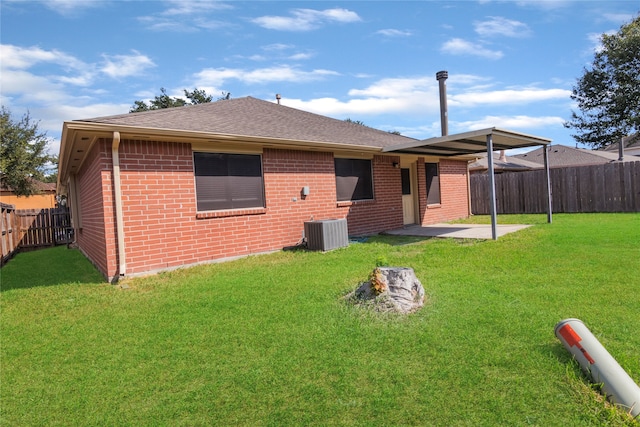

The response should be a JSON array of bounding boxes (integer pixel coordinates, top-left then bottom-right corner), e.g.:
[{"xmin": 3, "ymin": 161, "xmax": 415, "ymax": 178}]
[
  {"xmin": 112, "ymin": 131, "xmax": 126, "ymax": 279},
  {"xmin": 555, "ymin": 318, "xmax": 640, "ymax": 418}
]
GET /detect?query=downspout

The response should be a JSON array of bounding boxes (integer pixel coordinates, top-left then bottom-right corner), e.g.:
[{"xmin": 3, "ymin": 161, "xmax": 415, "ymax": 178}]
[
  {"xmin": 466, "ymin": 161, "xmax": 472, "ymax": 216},
  {"xmin": 112, "ymin": 131, "xmax": 126, "ymax": 279}
]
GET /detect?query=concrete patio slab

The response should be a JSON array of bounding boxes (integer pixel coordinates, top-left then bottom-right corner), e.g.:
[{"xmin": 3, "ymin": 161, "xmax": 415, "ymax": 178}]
[{"xmin": 384, "ymin": 223, "xmax": 532, "ymax": 240}]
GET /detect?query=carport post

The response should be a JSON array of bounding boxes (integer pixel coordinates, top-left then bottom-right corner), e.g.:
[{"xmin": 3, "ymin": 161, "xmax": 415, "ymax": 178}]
[
  {"xmin": 543, "ymin": 144, "xmax": 552, "ymax": 223},
  {"xmin": 486, "ymin": 134, "xmax": 498, "ymax": 240}
]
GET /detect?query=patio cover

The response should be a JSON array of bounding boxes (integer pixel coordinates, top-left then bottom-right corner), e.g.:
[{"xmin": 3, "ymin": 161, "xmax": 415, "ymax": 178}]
[{"xmin": 383, "ymin": 127, "xmax": 553, "ymax": 239}]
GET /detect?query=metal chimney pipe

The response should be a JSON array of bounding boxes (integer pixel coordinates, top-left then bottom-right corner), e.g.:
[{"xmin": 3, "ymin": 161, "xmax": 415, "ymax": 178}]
[
  {"xmin": 276, "ymin": 93, "xmax": 281, "ymax": 105},
  {"xmin": 436, "ymin": 70, "xmax": 449, "ymax": 136}
]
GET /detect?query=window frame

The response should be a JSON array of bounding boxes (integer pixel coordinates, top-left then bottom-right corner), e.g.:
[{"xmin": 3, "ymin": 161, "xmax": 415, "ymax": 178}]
[
  {"xmin": 334, "ymin": 158, "xmax": 374, "ymax": 202},
  {"xmin": 193, "ymin": 152, "xmax": 265, "ymax": 212},
  {"xmin": 425, "ymin": 162, "xmax": 441, "ymax": 205}
]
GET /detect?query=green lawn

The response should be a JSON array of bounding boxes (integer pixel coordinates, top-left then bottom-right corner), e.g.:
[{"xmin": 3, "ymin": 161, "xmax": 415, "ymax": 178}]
[{"xmin": 2, "ymin": 213, "xmax": 639, "ymax": 426}]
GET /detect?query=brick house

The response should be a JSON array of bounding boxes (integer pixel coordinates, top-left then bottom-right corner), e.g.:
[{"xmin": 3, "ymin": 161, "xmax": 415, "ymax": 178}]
[{"xmin": 57, "ymin": 97, "xmax": 547, "ymax": 281}]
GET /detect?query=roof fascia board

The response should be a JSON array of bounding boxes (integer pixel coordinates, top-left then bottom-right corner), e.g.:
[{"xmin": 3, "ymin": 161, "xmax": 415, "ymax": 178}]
[
  {"xmin": 66, "ymin": 121, "xmax": 383, "ymax": 153},
  {"xmin": 383, "ymin": 127, "xmax": 552, "ymax": 154}
]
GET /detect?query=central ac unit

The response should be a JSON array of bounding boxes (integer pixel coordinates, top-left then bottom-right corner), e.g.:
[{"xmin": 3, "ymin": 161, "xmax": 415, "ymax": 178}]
[{"xmin": 304, "ymin": 219, "xmax": 349, "ymax": 251}]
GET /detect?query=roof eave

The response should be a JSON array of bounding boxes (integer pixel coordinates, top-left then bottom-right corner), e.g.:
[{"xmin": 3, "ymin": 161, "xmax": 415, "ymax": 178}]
[
  {"xmin": 57, "ymin": 121, "xmax": 385, "ymax": 191},
  {"xmin": 383, "ymin": 127, "xmax": 552, "ymax": 156}
]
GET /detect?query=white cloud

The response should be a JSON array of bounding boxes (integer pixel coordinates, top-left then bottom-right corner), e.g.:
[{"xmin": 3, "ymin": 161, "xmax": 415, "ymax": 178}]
[
  {"xmin": 262, "ymin": 43, "xmax": 295, "ymax": 51},
  {"xmin": 252, "ymin": 44, "xmax": 314, "ymax": 61},
  {"xmin": 137, "ymin": 0, "xmax": 233, "ymax": 32},
  {"xmin": 441, "ymin": 38, "xmax": 503, "ymax": 59},
  {"xmin": 456, "ymin": 115, "xmax": 565, "ymax": 131},
  {"xmin": 1, "ymin": 70, "xmax": 68, "ymax": 102},
  {"xmin": 159, "ymin": 0, "xmax": 232, "ymax": 16},
  {"xmin": 193, "ymin": 65, "xmax": 339, "ymax": 86},
  {"xmin": 474, "ymin": 16, "xmax": 531, "ymax": 38},
  {"xmin": 252, "ymin": 8, "xmax": 361, "ymax": 31},
  {"xmin": 376, "ymin": 29, "xmax": 413, "ymax": 37},
  {"xmin": 348, "ymin": 77, "xmax": 434, "ymax": 99},
  {"xmin": 281, "ymin": 77, "xmax": 442, "ymax": 117},
  {"xmin": 0, "ymin": 44, "xmax": 86, "ymax": 71},
  {"xmin": 277, "ymin": 74, "xmax": 571, "ymax": 121},
  {"xmin": 450, "ymin": 88, "xmax": 571, "ymax": 106},
  {"xmin": 0, "ymin": 44, "xmax": 95, "ymax": 98},
  {"xmin": 602, "ymin": 13, "xmax": 636, "ymax": 25},
  {"xmin": 513, "ymin": 0, "xmax": 572, "ymax": 10},
  {"xmin": 34, "ymin": 0, "xmax": 104, "ymax": 16},
  {"xmin": 281, "ymin": 97, "xmax": 413, "ymax": 117},
  {"xmin": 288, "ymin": 52, "xmax": 314, "ymax": 61},
  {"xmin": 100, "ymin": 51, "xmax": 156, "ymax": 79}
]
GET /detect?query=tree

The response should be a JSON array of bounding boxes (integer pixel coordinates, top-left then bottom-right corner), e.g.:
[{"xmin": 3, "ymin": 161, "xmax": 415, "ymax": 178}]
[
  {"xmin": 0, "ymin": 107, "xmax": 55, "ymax": 196},
  {"xmin": 565, "ymin": 15, "xmax": 640, "ymax": 149},
  {"xmin": 344, "ymin": 118, "xmax": 367, "ymax": 126},
  {"xmin": 129, "ymin": 87, "xmax": 215, "ymax": 113}
]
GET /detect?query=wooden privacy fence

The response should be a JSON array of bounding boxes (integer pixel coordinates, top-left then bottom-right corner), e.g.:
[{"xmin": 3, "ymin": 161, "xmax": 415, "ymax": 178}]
[
  {"xmin": 1, "ymin": 204, "xmax": 72, "ymax": 266},
  {"xmin": 471, "ymin": 161, "xmax": 640, "ymax": 215}
]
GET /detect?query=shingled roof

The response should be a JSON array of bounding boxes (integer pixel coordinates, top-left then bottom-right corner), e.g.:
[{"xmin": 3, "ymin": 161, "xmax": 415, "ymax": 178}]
[
  {"xmin": 513, "ymin": 144, "xmax": 636, "ymax": 167},
  {"xmin": 76, "ymin": 96, "xmax": 416, "ymax": 149},
  {"xmin": 469, "ymin": 151, "xmax": 542, "ymax": 173},
  {"xmin": 602, "ymin": 134, "xmax": 640, "ymax": 154}
]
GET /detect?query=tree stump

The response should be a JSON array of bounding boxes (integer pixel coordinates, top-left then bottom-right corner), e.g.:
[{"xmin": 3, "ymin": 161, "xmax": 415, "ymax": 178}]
[{"xmin": 354, "ymin": 267, "xmax": 425, "ymax": 314}]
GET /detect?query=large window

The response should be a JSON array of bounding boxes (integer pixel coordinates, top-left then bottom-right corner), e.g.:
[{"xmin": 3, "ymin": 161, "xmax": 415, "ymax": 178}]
[
  {"xmin": 194, "ymin": 152, "xmax": 264, "ymax": 211},
  {"xmin": 335, "ymin": 158, "xmax": 374, "ymax": 201},
  {"xmin": 425, "ymin": 162, "xmax": 441, "ymax": 205}
]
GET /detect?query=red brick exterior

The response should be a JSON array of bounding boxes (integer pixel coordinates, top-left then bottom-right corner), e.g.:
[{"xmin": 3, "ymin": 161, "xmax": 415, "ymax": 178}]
[
  {"xmin": 418, "ymin": 158, "xmax": 470, "ymax": 224},
  {"xmin": 337, "ymin": 155, "xmax": 404, "ymax": 235},
  {"xmin": 75, "ymin": 139, "xmax": 117, "ymax": 279},
  {"xmin": 74, "ymin": 139, "xmax": 470, "ymax": 281}
]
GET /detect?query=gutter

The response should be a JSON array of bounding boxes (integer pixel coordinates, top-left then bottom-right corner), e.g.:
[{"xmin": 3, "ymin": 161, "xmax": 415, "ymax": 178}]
[{"xmin": 112, "ymin": 131, "xmax": 126, "ymax": 279}]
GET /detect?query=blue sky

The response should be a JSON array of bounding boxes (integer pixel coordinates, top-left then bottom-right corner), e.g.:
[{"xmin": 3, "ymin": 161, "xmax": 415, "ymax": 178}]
[{"xmin": 1, "ymin": 1, "xmax": 638, "ymax": 157}]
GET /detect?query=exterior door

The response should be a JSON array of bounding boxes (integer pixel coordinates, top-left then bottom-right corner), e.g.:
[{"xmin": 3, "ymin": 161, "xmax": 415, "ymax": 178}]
[{"xmin": 401, "ymin": 167, "xmax": 415, "ymax": 225}]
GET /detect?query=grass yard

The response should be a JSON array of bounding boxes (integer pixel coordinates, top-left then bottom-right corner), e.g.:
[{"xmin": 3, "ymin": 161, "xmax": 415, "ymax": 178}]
[{"xmin": 1, "ymin": 213, "xmax": 639, "ymax": 426}]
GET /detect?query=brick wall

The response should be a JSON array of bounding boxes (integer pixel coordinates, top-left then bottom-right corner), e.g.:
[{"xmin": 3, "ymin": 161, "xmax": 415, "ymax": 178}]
[
  {"xmin": 75, "ymin": 140, "xmax": 470, "ymax": 280},
  {"xmin": 112, "ymin": 143, "xmax": 346, "ymax": 278},
  {"xmin": 339, "ymin": 155, "xmax": 404, "ymax": 235},
  {"xmin": 76, "ymin": 139, "xmax": 117, "ymax": 279},
  {"xmin": 418, "ymin": 158, "xmax": 470, "ymax": 224}
]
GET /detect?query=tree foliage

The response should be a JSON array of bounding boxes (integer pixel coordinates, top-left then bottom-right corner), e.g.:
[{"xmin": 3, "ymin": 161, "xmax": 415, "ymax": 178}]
[
  {"xmin": 0, "ymin": 107, "xmax": 55, "ymax": 196},
  {"xmin": 565, "ymin": 15, "xmax": 640, "ymax": 149},
  {"xmin": 129, "ymin": 88, "xmax": 216, "ymax": 113},
  {"xmin": 344, "ymin": 118, "xmax": 367, "ymax": 126}
]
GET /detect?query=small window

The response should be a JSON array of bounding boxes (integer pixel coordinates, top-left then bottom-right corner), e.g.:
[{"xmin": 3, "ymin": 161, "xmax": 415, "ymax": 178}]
[
  {"xmin": 401, "ymin": 168, "xmax": 411, "ymax": 195},
  {"xmin": 194, "ymin": 152, "xmax": 264, "ymax": 211},
  {"xmin": 335, "ymin": 158, "xmax": 374, "ymax": 201},
  {"xmin": 425, "ymin": 162, "xmax": 441, "ymax": 204}
]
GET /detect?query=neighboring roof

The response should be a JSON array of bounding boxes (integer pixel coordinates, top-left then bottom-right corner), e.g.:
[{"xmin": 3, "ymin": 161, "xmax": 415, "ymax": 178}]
[
  {"xmin": 513, "ymin": 144, "xmax": 637, "ymax": 167},
  {"xmin": 602, "ymin": 134, "xmax": 640, "ymax": 155},
  {"xmin": 75, "ymin": 96, "xmax": 416, "ymax": 149},
  {"xmin": 0, "ymin": 178, "xmax": 56, "ymax": 193},
  {"xmin": 469, "ymin": 152, "xmax": 542, "ymax": 172},
  {"xmin": 384, "ymin": 127, "xmax": 551, "ymax": 157}
]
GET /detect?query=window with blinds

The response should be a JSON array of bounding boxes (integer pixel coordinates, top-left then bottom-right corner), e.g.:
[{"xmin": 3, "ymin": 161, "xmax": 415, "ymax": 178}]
[
  {"xmin": 334, "ymin": 158, "xmax": 374, "ymax": 201},
  {"xmin": 194, "ymin": 152, "xmax": 265, "ymax": 211}
]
